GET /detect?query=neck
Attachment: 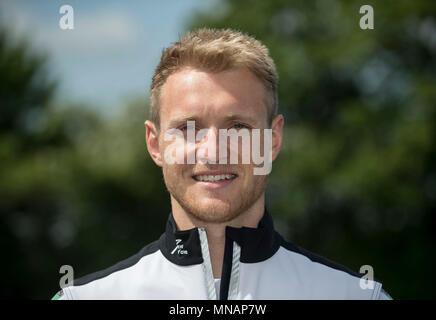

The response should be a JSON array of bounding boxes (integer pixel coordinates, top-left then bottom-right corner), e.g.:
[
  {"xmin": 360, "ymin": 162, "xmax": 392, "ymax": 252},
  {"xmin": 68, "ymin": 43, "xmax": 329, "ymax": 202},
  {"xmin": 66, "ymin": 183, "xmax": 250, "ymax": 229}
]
[{"xmin": 171, "ymin": 196, "xmax": 265, "ymax": 278}]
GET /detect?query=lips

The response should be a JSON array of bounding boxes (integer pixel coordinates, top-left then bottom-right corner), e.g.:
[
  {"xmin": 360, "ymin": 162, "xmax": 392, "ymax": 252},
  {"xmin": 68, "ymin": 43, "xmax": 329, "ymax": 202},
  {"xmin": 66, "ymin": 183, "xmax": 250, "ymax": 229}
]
[
  {"xmin": 191, "ymin": 171, "xmax": 238, "ymax": 189},
  {"xmin": 193, "ymin": 173, "xmax": 237, "ymax": 182}
]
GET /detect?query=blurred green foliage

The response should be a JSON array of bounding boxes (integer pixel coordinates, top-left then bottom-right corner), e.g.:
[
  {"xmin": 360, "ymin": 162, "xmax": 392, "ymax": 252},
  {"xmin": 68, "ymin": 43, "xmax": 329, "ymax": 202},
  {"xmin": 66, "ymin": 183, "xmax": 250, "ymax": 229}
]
[
  {"xmin": 189, "ymin": 0, "xmax": 436, "ymax": 299},
  {"xmin": 0, "ymin": 28, "xmax": 170, "ymax": 299},
  {"xmin": 1, "ymin": 0, "xmax": 435, "ymax": 299}
]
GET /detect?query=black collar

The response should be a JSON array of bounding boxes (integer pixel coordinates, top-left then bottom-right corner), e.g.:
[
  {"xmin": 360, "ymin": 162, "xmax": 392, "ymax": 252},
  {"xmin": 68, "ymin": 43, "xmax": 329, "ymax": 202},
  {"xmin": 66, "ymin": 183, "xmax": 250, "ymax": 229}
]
[{"xmin": 158, "ymin": 207, "xmax": 281, "ymax": 266}]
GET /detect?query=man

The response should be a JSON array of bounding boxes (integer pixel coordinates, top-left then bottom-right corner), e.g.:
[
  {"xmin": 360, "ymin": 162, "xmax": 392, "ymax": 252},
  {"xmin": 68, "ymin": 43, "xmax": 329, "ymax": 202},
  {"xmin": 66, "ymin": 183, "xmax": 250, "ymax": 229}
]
[{"xmin": 52, "ymin": 28, "xmax": 392, "ymax": 300}]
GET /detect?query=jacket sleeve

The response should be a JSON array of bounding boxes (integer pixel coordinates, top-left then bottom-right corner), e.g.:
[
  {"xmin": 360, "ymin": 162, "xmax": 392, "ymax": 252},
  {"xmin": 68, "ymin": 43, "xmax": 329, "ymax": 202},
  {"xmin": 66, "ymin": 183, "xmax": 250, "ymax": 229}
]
[
  {"xmin": 378, "ymin": 289, "xmax": 393, "ymax": 300},
  {"xmin": 51, "ymin": 289, "xmax": 68, "ymax": 300}
]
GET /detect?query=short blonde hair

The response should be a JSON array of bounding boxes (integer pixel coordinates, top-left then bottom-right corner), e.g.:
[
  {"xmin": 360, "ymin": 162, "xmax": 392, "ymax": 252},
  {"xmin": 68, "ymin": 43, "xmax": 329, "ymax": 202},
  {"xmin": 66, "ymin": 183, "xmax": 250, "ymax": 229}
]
[{"xmin": 150, "ymin": 28, "xmax": 278, "ymax": 128}]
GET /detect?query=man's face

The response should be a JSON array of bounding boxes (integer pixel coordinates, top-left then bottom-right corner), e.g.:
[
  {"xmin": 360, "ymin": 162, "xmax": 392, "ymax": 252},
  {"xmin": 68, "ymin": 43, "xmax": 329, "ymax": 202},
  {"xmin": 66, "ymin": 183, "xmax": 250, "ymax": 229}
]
[{"xmin": 147, "ymin": 67, "xmax": 282, "ymax": 223}]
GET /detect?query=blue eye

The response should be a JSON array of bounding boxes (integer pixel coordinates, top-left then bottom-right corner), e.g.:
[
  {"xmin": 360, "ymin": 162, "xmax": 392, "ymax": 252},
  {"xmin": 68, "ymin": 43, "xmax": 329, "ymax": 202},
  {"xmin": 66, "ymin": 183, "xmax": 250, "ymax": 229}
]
[
  {"xmin": 232, "ymin": 123, "xmax": 248, "ymax": 129},
  {"xmin": 178, "ymin": 124, "xmax": 193, "ymax": 131},
  {"xmin": 178, "ymin": 125, "xmax": 198, "ymax": 132}
]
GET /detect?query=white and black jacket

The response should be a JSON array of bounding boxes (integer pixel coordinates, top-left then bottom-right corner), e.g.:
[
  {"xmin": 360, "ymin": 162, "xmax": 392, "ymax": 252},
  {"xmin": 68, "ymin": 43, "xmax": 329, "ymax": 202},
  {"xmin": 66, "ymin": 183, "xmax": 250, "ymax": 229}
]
[{"xmin": 54, "ymin": 208, "xmax": 391, "ymax": 300}]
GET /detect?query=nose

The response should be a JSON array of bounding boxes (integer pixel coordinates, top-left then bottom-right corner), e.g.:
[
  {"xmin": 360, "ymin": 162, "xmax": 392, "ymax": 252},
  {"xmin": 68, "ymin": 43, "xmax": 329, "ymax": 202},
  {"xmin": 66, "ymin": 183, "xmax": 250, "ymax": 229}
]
[{"xmin": 195, "ymin": 127, "xmax": 221, "ymax": 164}]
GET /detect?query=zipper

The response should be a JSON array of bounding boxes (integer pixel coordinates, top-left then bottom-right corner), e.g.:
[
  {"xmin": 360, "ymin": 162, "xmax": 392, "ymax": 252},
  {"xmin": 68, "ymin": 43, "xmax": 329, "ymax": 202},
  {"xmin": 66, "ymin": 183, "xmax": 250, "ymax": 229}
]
[
  {"xmin": 197, "ymin": 227, "xmax": 241, "ymax": 300},
  {"xmin": 227, "ymin": 241, "xmax": 241, "ymax": 299},
  {"xmin": 198, "ymin": 228, "xmax": 217, "ymax": 300}
]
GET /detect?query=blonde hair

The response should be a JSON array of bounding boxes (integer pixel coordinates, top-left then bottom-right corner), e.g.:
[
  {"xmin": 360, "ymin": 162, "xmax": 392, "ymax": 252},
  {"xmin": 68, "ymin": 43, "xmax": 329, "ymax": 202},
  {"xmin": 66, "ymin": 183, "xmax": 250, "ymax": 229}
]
[{"xmin": 150, "ymin": 28, "xmax": 278, "ymax": 128}]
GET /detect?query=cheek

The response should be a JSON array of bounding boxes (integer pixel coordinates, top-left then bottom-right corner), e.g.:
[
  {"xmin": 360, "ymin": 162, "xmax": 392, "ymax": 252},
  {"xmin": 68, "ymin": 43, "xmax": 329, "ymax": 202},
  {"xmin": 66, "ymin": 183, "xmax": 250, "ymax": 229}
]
[
  {"xmin": 241, "ymin": 167, "xmax": 257, "ymax": 184},
  {"xmin": 160, "ymin": 135, "xmax": 187, "ymax": 165},
  {"xmin": 162, "ymin": 165, "xmax": 185, "ymax": 196},
  {"xmin": 243, "ymin": 166, "xmax": 268, "ymax": 186},
  {"xmin": 163, "ymin": 163, "xmax": 183, "ymax": 178}
]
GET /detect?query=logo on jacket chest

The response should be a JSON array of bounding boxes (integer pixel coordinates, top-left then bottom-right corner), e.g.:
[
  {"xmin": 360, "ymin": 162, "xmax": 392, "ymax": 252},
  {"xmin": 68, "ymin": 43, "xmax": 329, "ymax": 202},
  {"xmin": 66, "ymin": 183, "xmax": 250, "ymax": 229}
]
[{"xmin": 171, "ymin": 239, "xmax": 188, "ymax": 255}]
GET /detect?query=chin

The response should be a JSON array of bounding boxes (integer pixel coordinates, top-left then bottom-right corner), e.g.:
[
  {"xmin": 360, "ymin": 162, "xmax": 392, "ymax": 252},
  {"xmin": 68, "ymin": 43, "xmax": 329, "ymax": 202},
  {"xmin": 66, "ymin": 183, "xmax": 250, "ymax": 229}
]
[{"xmin": 184, "ymin": 197, "xmax": 241, "ymax": 223}]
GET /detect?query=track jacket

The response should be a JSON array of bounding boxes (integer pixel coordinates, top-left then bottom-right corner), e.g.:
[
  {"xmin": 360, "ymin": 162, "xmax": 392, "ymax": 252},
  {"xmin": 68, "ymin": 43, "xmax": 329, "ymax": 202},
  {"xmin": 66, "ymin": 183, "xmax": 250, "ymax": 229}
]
[{"xmin": 52, "ymin": 208, "xmax": 391, "ymax": 300}]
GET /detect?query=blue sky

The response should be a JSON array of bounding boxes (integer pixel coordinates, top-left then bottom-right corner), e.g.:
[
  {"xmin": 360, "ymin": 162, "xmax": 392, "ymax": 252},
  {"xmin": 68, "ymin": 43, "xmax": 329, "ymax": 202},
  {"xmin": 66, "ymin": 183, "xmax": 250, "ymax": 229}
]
[{"xmin": 1, "ymin": 0, "xmax": 218, "ymax": 113}]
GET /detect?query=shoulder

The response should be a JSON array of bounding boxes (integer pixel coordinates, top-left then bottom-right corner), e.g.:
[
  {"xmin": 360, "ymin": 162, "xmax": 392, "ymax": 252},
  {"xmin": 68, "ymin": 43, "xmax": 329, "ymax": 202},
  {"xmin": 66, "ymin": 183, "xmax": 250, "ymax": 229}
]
[
  {"xmin": 74, "ymin": 240, "xmax": 160, "ymax": 287},
  {"xmin": 274, "ymin": 234, "xmax": 384, "ymax": 299},
  {"xmin": 54, "ymin": 240, "xmax": 161, "ymax": 300},
  {"xmin": 278, "ymin": 235, "xmax": 362, "ymax": 278}
]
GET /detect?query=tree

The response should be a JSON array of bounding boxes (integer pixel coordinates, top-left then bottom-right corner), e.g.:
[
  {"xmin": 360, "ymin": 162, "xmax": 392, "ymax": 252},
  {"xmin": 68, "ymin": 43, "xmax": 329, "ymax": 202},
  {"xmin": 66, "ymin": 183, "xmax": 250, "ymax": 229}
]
[
  {"xmin": 188, "ymin": 0, "xmax": 436, "ymax": 298},
  {"xmin": 0, "ymin": 25, "xmax": 169, "ymax": 299}
]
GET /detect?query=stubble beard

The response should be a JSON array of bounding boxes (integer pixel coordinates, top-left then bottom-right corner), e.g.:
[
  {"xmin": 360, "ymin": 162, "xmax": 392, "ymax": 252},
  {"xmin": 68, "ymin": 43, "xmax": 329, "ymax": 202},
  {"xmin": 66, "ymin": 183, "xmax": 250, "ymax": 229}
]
[{"xmin": 163, "ymin": 166, "xmax": 268, "ymax": 224}]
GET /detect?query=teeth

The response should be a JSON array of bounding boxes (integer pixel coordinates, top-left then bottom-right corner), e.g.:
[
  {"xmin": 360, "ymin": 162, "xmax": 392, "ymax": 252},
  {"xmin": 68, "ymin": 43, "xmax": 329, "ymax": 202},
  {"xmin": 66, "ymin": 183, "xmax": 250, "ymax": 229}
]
[{"xmin": 194, "ymin": 174, "xmax": 236, "ymax": 182}]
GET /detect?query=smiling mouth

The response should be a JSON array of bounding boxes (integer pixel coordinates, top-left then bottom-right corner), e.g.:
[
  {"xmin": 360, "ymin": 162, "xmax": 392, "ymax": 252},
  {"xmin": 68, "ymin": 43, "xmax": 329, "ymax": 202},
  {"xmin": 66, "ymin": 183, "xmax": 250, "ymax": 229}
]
[{"xmin": 192, "ymin": 173, "xmax": 238, "ymax": 182}]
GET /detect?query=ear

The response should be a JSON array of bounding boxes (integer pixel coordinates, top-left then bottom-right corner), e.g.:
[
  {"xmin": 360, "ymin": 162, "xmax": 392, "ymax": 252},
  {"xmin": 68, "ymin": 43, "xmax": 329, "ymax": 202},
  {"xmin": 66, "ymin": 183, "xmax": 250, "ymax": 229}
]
[
  {"xmin": 145, "ymin": 120, "xmax": 163, "ymax": 167},
  {"xmin": 271, "ymin": 114, "xmax": 284, "ymax": 162}
]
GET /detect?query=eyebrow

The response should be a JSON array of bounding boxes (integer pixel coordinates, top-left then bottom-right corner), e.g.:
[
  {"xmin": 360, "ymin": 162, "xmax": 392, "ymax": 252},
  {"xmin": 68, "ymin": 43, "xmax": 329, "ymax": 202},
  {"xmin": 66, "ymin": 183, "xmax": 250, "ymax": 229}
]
[
  {"xmin": 224, "ymin": 114, "xmax": 259, "ymax": 124},
  {"xmin": 167, "ymin": 116, "xmax": 198, "ymax": 128},
  {"xmin": 167, "ymin": 114, "xmax": 260, "ymax": 128}
]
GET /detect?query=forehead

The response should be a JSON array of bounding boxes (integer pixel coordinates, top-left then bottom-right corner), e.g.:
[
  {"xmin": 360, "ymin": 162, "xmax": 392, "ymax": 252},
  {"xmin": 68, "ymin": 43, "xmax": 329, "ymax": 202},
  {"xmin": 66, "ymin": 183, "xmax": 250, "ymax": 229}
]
[{"xmin": 159, "ymin": 68, "xmax": 267, "ymax": 125}]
